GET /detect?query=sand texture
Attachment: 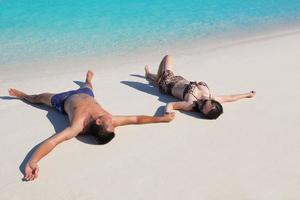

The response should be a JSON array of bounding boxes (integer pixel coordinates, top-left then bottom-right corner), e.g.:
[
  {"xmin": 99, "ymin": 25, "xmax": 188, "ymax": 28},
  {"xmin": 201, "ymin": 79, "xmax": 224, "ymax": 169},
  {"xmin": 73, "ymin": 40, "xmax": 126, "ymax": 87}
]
[{"xmin": 0, "ymin": 27, "xmax": 300, "ymax": 200}]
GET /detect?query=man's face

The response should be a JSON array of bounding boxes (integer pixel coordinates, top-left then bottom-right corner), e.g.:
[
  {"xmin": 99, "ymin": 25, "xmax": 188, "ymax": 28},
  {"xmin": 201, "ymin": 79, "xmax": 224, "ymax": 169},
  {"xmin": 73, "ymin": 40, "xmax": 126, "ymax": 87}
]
[{"xmin": 96, "ymin": 115, "xmax": 115, "ymax": 132}]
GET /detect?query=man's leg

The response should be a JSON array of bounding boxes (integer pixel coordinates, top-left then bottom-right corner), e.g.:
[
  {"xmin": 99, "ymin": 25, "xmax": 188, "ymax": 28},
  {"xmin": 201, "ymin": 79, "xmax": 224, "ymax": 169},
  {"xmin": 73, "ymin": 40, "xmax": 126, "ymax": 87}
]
[
  {"xmin": 84, "ymin": 70, "xmax": 93, "ymax": 89},
  {"xmin": 8, "ymin": 88, "xmax": 54, "ymax": 106},
  {"xmin": 145, "ymin": 55, "xmax": 173, "ymax": 84}
]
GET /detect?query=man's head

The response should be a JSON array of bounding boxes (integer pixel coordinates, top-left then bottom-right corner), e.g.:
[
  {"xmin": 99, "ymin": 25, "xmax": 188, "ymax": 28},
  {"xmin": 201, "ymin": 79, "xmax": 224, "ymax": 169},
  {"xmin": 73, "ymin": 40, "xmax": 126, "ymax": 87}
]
[
  {"xmin": 88, "ymin": 115, "xmax": 115, "ymax": 144},
  {"xmin": 197, "ymin": 99, "xmax": 223, "ymax": 120}
]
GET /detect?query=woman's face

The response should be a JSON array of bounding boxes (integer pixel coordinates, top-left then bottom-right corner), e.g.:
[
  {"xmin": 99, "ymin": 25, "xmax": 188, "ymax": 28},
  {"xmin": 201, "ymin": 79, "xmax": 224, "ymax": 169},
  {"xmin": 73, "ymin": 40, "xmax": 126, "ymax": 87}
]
[{"xmin": 198, "ymin": 100, "xmax": 213, "ymax": 114}]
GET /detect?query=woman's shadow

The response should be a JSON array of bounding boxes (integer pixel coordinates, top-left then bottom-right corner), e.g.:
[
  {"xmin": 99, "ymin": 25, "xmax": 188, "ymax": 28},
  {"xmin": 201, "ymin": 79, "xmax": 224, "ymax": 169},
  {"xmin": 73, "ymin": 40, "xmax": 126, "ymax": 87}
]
[
  {"xmin": 121, "ymin": 74, "xmax": 201, "ymax": 118},
  {"xmin": 0, "ymin": 81, "xmax": 98, "ymax": 181}
]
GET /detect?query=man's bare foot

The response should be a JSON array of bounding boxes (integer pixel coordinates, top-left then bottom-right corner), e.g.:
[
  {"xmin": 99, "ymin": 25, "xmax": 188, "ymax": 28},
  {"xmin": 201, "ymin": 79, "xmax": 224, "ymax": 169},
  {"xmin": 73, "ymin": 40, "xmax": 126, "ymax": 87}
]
[
  {"xmin": 84, "ymin": 70, "xmax": 94, "ymax": 89},
  {"xmin": 86, "ymin": 70, "xmax": 94, "ymax": 83},
  {"xmin": 8, "ymin": 88, "xmax": 26, "ymax": 99},
  {"xmin": 144, "ymin": 65, "xmax": 150, "ymax": 78}
]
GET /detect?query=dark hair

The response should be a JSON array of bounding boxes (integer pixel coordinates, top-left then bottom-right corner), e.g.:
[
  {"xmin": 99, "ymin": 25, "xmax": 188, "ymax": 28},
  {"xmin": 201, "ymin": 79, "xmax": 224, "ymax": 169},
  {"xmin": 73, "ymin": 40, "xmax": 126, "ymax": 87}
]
[
  {"xmin": 201, "ymin": 100, "xmax": 223, "ymax": 120},
  {"xmin": 88, "ymin": 123, "xmax": 115, "ymax": 144}
]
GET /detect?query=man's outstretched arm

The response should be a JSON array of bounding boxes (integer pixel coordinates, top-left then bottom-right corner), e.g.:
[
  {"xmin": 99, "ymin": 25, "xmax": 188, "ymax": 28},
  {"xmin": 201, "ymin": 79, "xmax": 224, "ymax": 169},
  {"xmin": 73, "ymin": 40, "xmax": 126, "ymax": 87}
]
[
  {"xmin": 24, "ymin": 124, "xmax": 82, "ymax": 181},
  {"xmin": 112, "ymin": 113, "xmax": 175, "ymax": 127},
  {"xmin": 165, "ymin": 101, "xmax": 195, "ymax": 114},
  {"xmin": 214, "ymin": 91, "xmax": 256, "ymax": 103}
]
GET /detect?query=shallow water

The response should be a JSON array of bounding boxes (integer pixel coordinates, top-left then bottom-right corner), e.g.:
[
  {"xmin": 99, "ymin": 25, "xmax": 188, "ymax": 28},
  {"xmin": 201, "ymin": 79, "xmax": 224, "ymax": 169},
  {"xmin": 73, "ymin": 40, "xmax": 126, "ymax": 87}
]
[{"xmin": 1, "ymin": 0, "xmax": 300, "ymax": 65}]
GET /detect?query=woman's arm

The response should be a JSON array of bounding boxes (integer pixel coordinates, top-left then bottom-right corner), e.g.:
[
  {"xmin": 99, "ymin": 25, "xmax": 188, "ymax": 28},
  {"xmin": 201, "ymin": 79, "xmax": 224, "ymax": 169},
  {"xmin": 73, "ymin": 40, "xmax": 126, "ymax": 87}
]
[
  {"xmin": 165, "ymin": 101, "xmax": 195, "ymax": 113},
  {"xmin": 25, "ymin": 124, "xmax": 82, "ymax": 181},
  {"xmin": 214, "ymin": 91, "xmax": 256, "ymax": 103}
]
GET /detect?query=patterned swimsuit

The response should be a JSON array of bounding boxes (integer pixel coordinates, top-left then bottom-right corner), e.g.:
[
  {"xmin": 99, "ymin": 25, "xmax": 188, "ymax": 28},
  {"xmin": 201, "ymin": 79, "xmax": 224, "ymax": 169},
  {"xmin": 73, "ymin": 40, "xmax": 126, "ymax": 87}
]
[
  {"xmin": 158, "ymin": 70, "xmax": 209, "ymax": 101},
  {"xmin": 158, "ymin": 70, "xmax": 185, "ymax": 95}
]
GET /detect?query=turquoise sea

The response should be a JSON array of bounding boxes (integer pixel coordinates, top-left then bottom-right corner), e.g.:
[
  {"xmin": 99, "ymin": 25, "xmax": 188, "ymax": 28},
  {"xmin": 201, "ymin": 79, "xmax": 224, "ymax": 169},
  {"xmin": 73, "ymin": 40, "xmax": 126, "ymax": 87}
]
[{"xmin": 1, "ymin": 0, "xmax": 300, "ymax": 65}]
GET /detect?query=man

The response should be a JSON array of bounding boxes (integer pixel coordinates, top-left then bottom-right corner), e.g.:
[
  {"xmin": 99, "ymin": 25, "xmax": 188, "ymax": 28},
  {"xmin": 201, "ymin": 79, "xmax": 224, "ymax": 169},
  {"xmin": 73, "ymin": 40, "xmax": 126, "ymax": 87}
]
[
  {"xmin": 9, "ymin": 70, "xmax": 174, "ymax": 181},
  {"xmin": 144, "ymin": 55, "xmax": 256, "ymax": 119}
]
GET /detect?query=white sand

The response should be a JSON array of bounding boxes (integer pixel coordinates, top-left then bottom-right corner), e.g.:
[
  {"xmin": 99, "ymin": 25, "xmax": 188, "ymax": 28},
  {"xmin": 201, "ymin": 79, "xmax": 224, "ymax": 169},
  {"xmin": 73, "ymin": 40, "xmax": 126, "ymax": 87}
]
[{"xmin": 1, "ymin": 26, "xmax": 300, "ymax": 200}]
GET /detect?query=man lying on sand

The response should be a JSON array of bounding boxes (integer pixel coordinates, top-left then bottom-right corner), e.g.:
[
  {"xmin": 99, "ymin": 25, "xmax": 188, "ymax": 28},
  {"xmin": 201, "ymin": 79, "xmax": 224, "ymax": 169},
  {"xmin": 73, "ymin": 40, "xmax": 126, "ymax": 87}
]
[
  {"xmin": 145, "ymin": 55, "xmax": 256, "ymax": 119},
  {"xmin": 9, "ymin": 70, "xmax": 175, "ymax": 181}
]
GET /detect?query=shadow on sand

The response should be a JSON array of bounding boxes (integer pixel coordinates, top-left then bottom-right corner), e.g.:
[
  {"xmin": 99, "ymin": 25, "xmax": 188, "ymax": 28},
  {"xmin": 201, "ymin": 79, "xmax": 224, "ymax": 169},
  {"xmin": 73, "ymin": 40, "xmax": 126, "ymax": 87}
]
[
  {"xmin": 0, "ymin": 96, "xmax": 68, "ymax": 180},
  {"xmin": 121, "ymin": 74, "xmax": 202, "ymax": 118}
]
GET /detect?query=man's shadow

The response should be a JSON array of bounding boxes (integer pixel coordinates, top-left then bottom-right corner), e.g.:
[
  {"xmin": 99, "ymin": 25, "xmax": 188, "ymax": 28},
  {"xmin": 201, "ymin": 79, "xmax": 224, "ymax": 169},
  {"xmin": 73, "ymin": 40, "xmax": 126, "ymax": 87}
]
[
  {"xmin": 0, "ymin": 81, "xmax": 97, "ymax": 180},
  {"xmin": 121, "ymin": 74, "xmax": 201, "ymax": 118}
]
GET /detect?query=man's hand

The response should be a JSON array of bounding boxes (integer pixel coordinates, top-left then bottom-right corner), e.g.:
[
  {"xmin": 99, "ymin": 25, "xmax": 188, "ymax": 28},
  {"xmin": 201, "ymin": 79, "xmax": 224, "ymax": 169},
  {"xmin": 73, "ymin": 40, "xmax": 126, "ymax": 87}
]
[
  {"xmin": 162, "ymin": 112, "xmax": 175, "ymax": 122},
  {"xmin": 247, "ymin": 91, "xmax": 256, "ymax": 98},
  {"xmin": 24, "ymin": 161, "xmax": 39, "ymax": 181}
]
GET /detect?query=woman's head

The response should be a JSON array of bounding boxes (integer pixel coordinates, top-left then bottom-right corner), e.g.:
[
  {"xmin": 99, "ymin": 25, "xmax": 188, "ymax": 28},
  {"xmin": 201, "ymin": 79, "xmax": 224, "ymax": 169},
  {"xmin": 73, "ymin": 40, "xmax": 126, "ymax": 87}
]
[
  {"xmin": 197, "ymin": 99, "xmax": 223, "ymax": 119},
  {"xmin": 87, "ymin": 115, "xmax": 115, "ymax": 144}
]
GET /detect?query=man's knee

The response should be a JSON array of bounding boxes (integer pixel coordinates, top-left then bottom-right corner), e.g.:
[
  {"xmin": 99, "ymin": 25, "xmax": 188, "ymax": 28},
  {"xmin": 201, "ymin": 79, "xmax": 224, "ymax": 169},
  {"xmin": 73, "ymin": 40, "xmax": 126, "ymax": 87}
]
[
  {"xmin": 29, "ymin": 95, "xmax": 41, "ymax": 103},
  {"xmin": 36, "ymin": 93, "xmax": 52, "ymax": 105}
]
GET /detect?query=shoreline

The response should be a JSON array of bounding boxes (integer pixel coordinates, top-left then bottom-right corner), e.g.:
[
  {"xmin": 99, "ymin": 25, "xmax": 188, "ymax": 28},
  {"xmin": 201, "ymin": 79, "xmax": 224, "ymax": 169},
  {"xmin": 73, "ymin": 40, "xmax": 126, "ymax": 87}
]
[{"xmin": 1, "ymin": 21, "xmax": 300, "ymax": 71}]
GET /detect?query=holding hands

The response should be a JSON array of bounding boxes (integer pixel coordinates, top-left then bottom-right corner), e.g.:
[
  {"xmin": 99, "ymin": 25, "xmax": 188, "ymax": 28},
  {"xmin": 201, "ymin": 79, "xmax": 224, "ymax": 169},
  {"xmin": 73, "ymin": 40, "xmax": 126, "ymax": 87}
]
[{"xmin": 162, "ymin": 112, "xmax": 176, "ymax": 122}]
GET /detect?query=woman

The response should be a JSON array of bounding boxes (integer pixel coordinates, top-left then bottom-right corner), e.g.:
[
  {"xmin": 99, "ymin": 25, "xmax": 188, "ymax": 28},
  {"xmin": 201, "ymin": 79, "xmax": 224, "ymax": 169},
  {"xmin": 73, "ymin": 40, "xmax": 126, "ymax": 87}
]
[{"xmin": 144, "ymin": 55, "xmax": 256, "ymax": 119}]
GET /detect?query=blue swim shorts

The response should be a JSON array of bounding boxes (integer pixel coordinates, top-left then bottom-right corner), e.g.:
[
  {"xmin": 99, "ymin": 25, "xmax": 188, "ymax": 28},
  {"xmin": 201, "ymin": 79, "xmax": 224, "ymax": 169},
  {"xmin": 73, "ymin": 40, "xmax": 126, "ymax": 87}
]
[{"xmin": 51, "ymin": 87, "xmax": 94, "ymax": 114}]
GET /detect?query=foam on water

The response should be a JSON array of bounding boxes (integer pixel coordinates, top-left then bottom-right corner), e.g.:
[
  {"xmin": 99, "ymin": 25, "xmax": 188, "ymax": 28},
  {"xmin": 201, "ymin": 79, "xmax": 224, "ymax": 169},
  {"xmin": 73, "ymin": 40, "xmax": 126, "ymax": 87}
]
[{"xmin": 1, "ymin": 0, "xmax": 300, "ymax": 65}]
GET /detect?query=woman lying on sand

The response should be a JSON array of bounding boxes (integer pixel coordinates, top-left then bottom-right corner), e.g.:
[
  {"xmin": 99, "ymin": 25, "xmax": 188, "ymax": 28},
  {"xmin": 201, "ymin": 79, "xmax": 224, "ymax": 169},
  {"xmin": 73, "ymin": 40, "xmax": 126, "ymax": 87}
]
[{"xmin": 144, "ymin": 55, "xmax": 256, "ymax": 119}]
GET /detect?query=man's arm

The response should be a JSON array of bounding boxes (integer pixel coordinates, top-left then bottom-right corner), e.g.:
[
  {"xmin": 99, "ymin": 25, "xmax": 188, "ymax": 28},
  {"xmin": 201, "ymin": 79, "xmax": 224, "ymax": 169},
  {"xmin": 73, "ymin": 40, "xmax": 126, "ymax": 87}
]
[
  {"xmin": 214, "ymin": 91, "xmax": 256, "ymax": 103},
  {"xmin": 165, "ymin": 101, "xmax": 195, "ymax": 114},
  {"xmin": 112, "ymin": 113, "xmax": 175, "ymax": 127},
  {"xmin": 24, "ymin": 124, "xmax": 82, "ymax": 181}
]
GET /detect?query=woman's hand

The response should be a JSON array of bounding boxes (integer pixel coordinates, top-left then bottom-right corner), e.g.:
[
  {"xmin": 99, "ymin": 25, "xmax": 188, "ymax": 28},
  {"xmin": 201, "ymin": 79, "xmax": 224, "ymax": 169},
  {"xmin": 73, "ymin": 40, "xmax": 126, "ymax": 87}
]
[
  {"xmin": 247, "ymin": 91, "xmax": 256, "ymax": 98},
  {"xmin": 24, "ymin": 161, "xmax": 39, "ymax": 181}
]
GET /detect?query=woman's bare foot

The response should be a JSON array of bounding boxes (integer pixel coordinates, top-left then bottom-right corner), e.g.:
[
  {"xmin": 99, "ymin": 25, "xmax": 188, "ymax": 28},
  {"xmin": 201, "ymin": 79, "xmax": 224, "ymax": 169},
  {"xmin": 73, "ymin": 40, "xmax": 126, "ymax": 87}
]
[
  {"xmin": 8, "ymin": 88, "xmax": 26, "ymax": 99},
  {"xmin": 144, "ymin": 65, "xmax": 157, "ymax": 83}
]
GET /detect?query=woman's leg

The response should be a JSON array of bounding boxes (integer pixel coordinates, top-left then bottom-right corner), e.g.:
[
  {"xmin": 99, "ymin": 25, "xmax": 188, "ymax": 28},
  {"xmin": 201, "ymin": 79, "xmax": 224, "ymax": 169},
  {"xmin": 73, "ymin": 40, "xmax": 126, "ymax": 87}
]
[
  {"xmin": 8, "ymin": 88, "xmax": 54, "ymax": 107},
  {"xmin": 145, "ymin": 55, "xmax": 173, "ymax": 83},
  {"xmin": 157, "ymin": 55, "xmax": 173, "ymax": 78}
]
